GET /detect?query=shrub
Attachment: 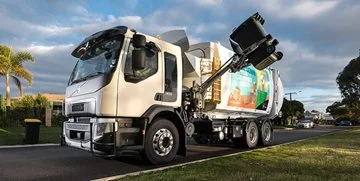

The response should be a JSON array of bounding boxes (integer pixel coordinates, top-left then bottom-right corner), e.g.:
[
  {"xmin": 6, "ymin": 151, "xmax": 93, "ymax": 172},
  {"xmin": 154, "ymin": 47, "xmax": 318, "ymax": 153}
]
[
  {"xmin": 52, "ymin": 114, "xmax": 67, "ymax": 127},
  {"xmin": 5, "ymin": 94, "xmax": 50, "ymax": 127}
]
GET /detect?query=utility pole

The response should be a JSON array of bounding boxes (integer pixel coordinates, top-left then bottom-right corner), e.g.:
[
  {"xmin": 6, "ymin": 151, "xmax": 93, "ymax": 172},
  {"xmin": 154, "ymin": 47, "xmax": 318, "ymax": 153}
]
[
  {"xmin": 285, "ymin": 91, "xmax": 301, "ymax": 125},
  {"xmin": 285, "ymin": 92, "xmax": 300, "ymax": 101}
]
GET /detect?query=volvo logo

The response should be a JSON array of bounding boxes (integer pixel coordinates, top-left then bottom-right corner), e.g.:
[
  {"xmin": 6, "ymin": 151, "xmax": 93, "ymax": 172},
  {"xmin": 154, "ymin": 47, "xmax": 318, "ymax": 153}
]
[
  {"xmin": 70, "ymin": 81, "xmax": 87, "ymax": 97},
  {"xmin": 75, "ymin": 85, "xmax": 81, "ymax": 93}
]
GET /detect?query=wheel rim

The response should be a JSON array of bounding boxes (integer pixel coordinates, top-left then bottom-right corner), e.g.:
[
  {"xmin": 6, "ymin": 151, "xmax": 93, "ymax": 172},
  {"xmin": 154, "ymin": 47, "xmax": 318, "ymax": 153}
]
[
  {"xmin": 249, "ymin": 125, "xmax": 258, "ymax": 144},
  {"xmin": 152, "ymin": 128, "xmax": 174, "ymax": 156},
  {"xmin": 263, "ymin": 124, "xmax": 271, "ymax": 141}
]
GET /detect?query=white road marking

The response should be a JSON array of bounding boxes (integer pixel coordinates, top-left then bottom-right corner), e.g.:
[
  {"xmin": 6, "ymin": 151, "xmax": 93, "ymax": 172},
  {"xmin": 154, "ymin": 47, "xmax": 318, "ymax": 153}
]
[{"xmin": 0, "ymin": 143, "xmax": 59, "ymax": 149}]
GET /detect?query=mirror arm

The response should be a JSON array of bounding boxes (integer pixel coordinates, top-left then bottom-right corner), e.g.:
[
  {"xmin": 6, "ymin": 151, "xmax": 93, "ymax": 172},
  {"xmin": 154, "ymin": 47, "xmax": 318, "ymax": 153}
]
[{"xmin": 146, "ymin": 41, "xmax": 160, "ymax": 52}]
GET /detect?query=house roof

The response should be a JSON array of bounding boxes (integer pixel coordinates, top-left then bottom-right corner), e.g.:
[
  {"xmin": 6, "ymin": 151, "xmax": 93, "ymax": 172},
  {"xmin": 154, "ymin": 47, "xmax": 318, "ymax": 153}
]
[
  {"xmin": 13, "ymin": 93, "xmax": 64, "ymax": 102},
  {"xmin": 40, "ymin": 93, "xmax": 64, "ymax": 101}
]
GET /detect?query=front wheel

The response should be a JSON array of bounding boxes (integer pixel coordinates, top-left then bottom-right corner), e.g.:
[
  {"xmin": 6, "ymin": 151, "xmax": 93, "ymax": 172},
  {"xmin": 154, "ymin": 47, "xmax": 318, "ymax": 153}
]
[{"xmin": 142, "ymin": 118, "xmax": 179, "ymax": 164}]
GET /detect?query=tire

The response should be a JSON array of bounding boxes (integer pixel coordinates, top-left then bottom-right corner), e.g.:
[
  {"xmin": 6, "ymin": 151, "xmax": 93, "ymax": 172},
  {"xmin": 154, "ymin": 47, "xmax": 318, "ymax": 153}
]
[
  {"xmin": 233, "ymin": 121, "xmax": 259, "ymax": 148},
  {"xmin": 258, "ymin": 121, "xmax": 273, "ymax": 146},
  {"xmin": 141, "ymin": 118, "xmax": 179, "ymax": 164}
]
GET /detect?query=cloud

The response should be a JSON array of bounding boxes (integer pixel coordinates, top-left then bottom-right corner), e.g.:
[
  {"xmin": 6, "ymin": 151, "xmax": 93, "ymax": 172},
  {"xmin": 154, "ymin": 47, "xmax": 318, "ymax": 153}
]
[
  {"xmin": 194, "ymin": 22, "xmax": 227, "ymax": 34},
  {"xmin": 298, "ymin": 92, "xmax": 342, "ymax": 112},
  {"xmin": 22, "ymin": 44, "xmax": 74, "ymax": 55},
  {"xmin": 7, "ymin": 43, "xmax": 77, "ymax": 95},
  {"xmin": 0, "ymin": 12, "xmax": 188, "ymax": 41},
  {"xmin": 117, "ymin": 16, "xmax": 143, "ymax": 28},
  {"xmin": 274, "ymin": 39, "xmax": 351, "ymax": 89},
  {"xmin": 193, "ymin": 0, "xmax": 223, "ymax": 6},
  {"xmin": 273, "ymin": 39, "xmax": 350, "ymax": 112},
  {"xmin": 250, "ymin": 0, "xmax": 339, "ymax": 20},
  {"xmin": 188, "ymin": 35, "xmax": 202, "ymax": 44}
]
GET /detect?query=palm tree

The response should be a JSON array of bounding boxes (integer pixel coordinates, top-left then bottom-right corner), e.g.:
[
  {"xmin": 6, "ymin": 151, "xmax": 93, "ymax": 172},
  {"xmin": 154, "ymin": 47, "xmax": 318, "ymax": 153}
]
[{"xmin": 0, "ymin": 45, "xmax": 34, "ymax": 108}]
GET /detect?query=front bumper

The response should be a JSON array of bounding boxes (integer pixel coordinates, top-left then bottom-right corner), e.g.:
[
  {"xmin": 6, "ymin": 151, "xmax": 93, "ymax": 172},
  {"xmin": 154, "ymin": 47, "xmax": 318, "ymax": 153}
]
[{"xmin": 62, "ymin": 117, "xmax": 148, "ymax": 156}]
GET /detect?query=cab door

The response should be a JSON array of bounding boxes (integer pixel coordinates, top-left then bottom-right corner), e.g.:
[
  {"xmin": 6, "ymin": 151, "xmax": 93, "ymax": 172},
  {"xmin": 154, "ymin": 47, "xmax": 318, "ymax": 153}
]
[
  {"xmin": 159, "ymin": 46, "xmax": 182, "ymax": 108},
  {"xmin": 117, "ymin": 37, "xmax": 163, "ymax": 117}
]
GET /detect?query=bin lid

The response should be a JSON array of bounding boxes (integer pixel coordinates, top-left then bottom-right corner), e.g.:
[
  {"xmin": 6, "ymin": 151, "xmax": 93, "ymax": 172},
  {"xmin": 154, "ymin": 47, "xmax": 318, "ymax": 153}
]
[{"xmin": 24, "ymin": 119, "xmax": 41, "ymax": 123}]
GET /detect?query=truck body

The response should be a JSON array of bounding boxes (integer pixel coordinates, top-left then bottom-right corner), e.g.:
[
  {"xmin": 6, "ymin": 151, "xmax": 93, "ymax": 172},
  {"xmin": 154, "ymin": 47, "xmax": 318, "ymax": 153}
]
[
  {"xmin": 62, "ymin": 13, "xmax": 284, "ymax": 164},
  {"xmin": 184, "ymin": 42, "xmax": 283, "ymax": 118}
]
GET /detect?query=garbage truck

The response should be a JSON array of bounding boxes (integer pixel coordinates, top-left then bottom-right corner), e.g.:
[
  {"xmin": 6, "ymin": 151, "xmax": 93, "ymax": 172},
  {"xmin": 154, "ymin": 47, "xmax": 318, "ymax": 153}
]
[{"xmin": 62, "ymin": 12, "xmax": 284, "ymax": 164}]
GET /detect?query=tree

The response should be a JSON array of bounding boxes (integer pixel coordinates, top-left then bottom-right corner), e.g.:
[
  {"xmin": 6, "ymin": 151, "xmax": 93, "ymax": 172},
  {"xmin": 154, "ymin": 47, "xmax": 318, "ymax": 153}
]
[
  {"xmin": 0, "ymin": 45, "xmax": 34, "ymax": 108},
  {"xmin": 326, "ymin": 102, "xmax": 350, "ymax": 119},
  {"xmin": 327, "ymin": 57, "xmax": 360, "ymax": 123},
  {"xmin": 279, "ymin": 98, "xmax": 305, "ymax": 125},
  {"xmin": 12, "ymin": 94, "xmax": 50, "ymax": 109},
  {"xmin": 337, "ymin": 57, "xmax": 360, "ymax": 102}
]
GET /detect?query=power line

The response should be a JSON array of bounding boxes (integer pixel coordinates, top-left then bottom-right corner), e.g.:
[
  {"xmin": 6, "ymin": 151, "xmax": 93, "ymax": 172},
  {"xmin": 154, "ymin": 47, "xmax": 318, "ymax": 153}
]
[{"xmin": 285, "ymin": 91, "xmax": 301, "ymax": 101}]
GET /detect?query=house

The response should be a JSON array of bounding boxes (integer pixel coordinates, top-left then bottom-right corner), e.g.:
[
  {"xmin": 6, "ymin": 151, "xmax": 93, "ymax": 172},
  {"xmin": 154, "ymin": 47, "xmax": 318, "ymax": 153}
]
[
  {"xmin": 13, "ymin": 93, "xmax": 64, "ymax": 115},
  {"xmin": 13, "ymin": 93, "xmax": 64, "ymax": 127},
  {"xmin": 40, "ymin": 93, "xmax": 64, "ymax": 115},
  {"xmin": 324, "ymin": 114, "xmax": 335, "ymax": 124},
  {"xmin": 304, "ymin": 110, "xmax": 325, "ymax": 120}
]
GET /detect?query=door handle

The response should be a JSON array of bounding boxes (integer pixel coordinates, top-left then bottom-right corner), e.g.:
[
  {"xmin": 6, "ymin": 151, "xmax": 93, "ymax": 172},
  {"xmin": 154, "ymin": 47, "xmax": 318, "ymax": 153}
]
[{"xmin": 154, "ymin": 93, "xmax": 162, "ymax": 101}]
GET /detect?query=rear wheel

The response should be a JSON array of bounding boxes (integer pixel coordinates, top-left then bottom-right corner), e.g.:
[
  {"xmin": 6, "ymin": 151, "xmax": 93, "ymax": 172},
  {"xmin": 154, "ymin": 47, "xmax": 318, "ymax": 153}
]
[
  {"xmin": 142, "ymin": 118, "xmax": 179, "ymax": 164},
  {"xmin": 233, "ymin": 120, "xmax": 259, "ymax": 148},
  {"xmin": 258, "ymin": 121, "xmax": 273, "ymax": 146}
]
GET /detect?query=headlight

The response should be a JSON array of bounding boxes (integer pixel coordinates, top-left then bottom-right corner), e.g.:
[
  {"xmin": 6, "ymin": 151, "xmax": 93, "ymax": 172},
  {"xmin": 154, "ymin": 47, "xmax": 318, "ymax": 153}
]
[{"xmin": 96, "ymin": 123, "xmax": 107, "ymax": 137}]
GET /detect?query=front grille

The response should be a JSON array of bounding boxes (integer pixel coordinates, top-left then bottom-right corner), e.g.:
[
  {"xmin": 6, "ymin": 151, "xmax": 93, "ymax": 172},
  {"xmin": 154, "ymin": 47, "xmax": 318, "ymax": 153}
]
[
  {"xmin": 77, "ymin": 117, "xmax": 91, "ymax": 123},
  {"xmin": 72, "ymin": 103, "xmax": 84, "ymax": 112},
  {"xmin": 66, "ymin": 123, "xmax": 90, "ymax": 132}
]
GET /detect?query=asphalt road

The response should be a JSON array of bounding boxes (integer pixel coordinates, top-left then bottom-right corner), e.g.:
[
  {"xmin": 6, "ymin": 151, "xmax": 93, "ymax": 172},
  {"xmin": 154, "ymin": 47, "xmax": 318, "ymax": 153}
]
[{"xmin": 0, "ymin": 126, "xmax": 346, "ymax": 181}]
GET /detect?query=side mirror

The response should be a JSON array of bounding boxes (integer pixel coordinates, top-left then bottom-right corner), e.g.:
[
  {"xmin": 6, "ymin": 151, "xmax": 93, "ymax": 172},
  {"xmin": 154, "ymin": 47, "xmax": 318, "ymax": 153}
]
[
  {"xmin": 132, "ymin": 49, "xmax": 145, "ymax": 70},
  {"xmin": 133, "ymin": 34, "xmax": 146, "ymax": 48}
]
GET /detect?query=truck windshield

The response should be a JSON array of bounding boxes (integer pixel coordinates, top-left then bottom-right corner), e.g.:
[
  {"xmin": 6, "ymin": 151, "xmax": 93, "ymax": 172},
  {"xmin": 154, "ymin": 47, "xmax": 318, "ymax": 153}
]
[{"xmin": 69, "ymin": 36, "xmax": 124, "ymax": 85}]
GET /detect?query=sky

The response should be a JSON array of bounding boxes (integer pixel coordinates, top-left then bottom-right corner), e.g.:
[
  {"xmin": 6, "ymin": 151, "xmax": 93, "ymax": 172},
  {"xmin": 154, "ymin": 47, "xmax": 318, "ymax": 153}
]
[{"xmin": 0, "ymin": 0, "xmax": 359, "ymax": 112}]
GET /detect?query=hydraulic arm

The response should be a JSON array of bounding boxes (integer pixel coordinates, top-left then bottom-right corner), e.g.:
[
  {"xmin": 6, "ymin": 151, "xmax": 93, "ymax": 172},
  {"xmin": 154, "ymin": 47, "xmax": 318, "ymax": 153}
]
[{"xmin": 189, "ymin": 13, "xmax": 283, "ymax": 112}]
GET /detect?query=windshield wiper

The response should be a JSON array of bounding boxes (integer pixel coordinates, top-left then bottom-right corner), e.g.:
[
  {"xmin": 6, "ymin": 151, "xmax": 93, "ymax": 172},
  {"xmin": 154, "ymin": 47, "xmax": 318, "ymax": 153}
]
[{"xmin": 71, "ymin": 72, "xmax": 103, "ymax": 84}]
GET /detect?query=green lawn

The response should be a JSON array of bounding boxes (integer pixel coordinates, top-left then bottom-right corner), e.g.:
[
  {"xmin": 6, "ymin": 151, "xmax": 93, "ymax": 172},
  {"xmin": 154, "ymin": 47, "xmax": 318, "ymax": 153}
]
[
  {"xmin": 0, "ymin": 126, "xmax": 61, "ymax": 145},
  {"xmin": 120, "ymin": 128, "xmax": 360, "ymax": 181}
]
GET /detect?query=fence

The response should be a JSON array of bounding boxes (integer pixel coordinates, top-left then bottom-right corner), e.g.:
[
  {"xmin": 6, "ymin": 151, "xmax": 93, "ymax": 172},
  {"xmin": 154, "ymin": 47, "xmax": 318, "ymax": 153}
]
[{"xmin": 0, "ymin": 107, "xmax": 67, "ymax": 127}]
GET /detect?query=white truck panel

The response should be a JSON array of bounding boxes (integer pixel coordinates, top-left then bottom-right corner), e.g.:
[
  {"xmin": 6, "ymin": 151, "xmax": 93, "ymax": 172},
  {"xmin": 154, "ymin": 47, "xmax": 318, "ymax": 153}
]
[{"xmin": 184, "ymin": 42, "xmax": 283, "ymax": 119}]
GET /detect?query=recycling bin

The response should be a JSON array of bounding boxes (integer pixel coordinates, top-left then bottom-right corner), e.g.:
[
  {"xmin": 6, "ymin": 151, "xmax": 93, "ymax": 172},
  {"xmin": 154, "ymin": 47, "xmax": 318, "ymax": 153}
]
[{"xmin": 24, "ymin": 119, "xmax": 41, "ymax": 144}]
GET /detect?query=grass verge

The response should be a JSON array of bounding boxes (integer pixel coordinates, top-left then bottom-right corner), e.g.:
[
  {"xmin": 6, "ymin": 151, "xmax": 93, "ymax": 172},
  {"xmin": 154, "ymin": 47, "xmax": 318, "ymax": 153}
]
[
  {"xmin": 0, "ymin": 126, "xmax": 61, "ymax": 145},
  {"xmin": 120, "ymin": 128, "xmax": 360, "ymax": 181}
]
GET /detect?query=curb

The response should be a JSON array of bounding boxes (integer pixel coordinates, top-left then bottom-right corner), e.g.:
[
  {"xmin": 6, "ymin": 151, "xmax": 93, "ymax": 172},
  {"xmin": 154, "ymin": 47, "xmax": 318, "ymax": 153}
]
[
  {"xmin": 273, "ymin": 127, "xmax": 295, "ymax": 130},
  {"xmin": 93, "ymin": 129, "xmax": 345, "ymax": 181},
  {"xmin": 0, "ymin": 143, "xmax": 59, "ymax": 149}
]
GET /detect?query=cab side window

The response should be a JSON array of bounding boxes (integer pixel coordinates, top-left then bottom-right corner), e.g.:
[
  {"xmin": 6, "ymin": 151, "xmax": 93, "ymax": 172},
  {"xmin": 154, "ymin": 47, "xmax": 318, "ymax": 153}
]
[
  {"xmin": 163, "ymin": 52, "xmax": 177, "ymax": 102},
  {"xmin": 124, "ymin": 41, "xmax": 158, "ymax": 83}
]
